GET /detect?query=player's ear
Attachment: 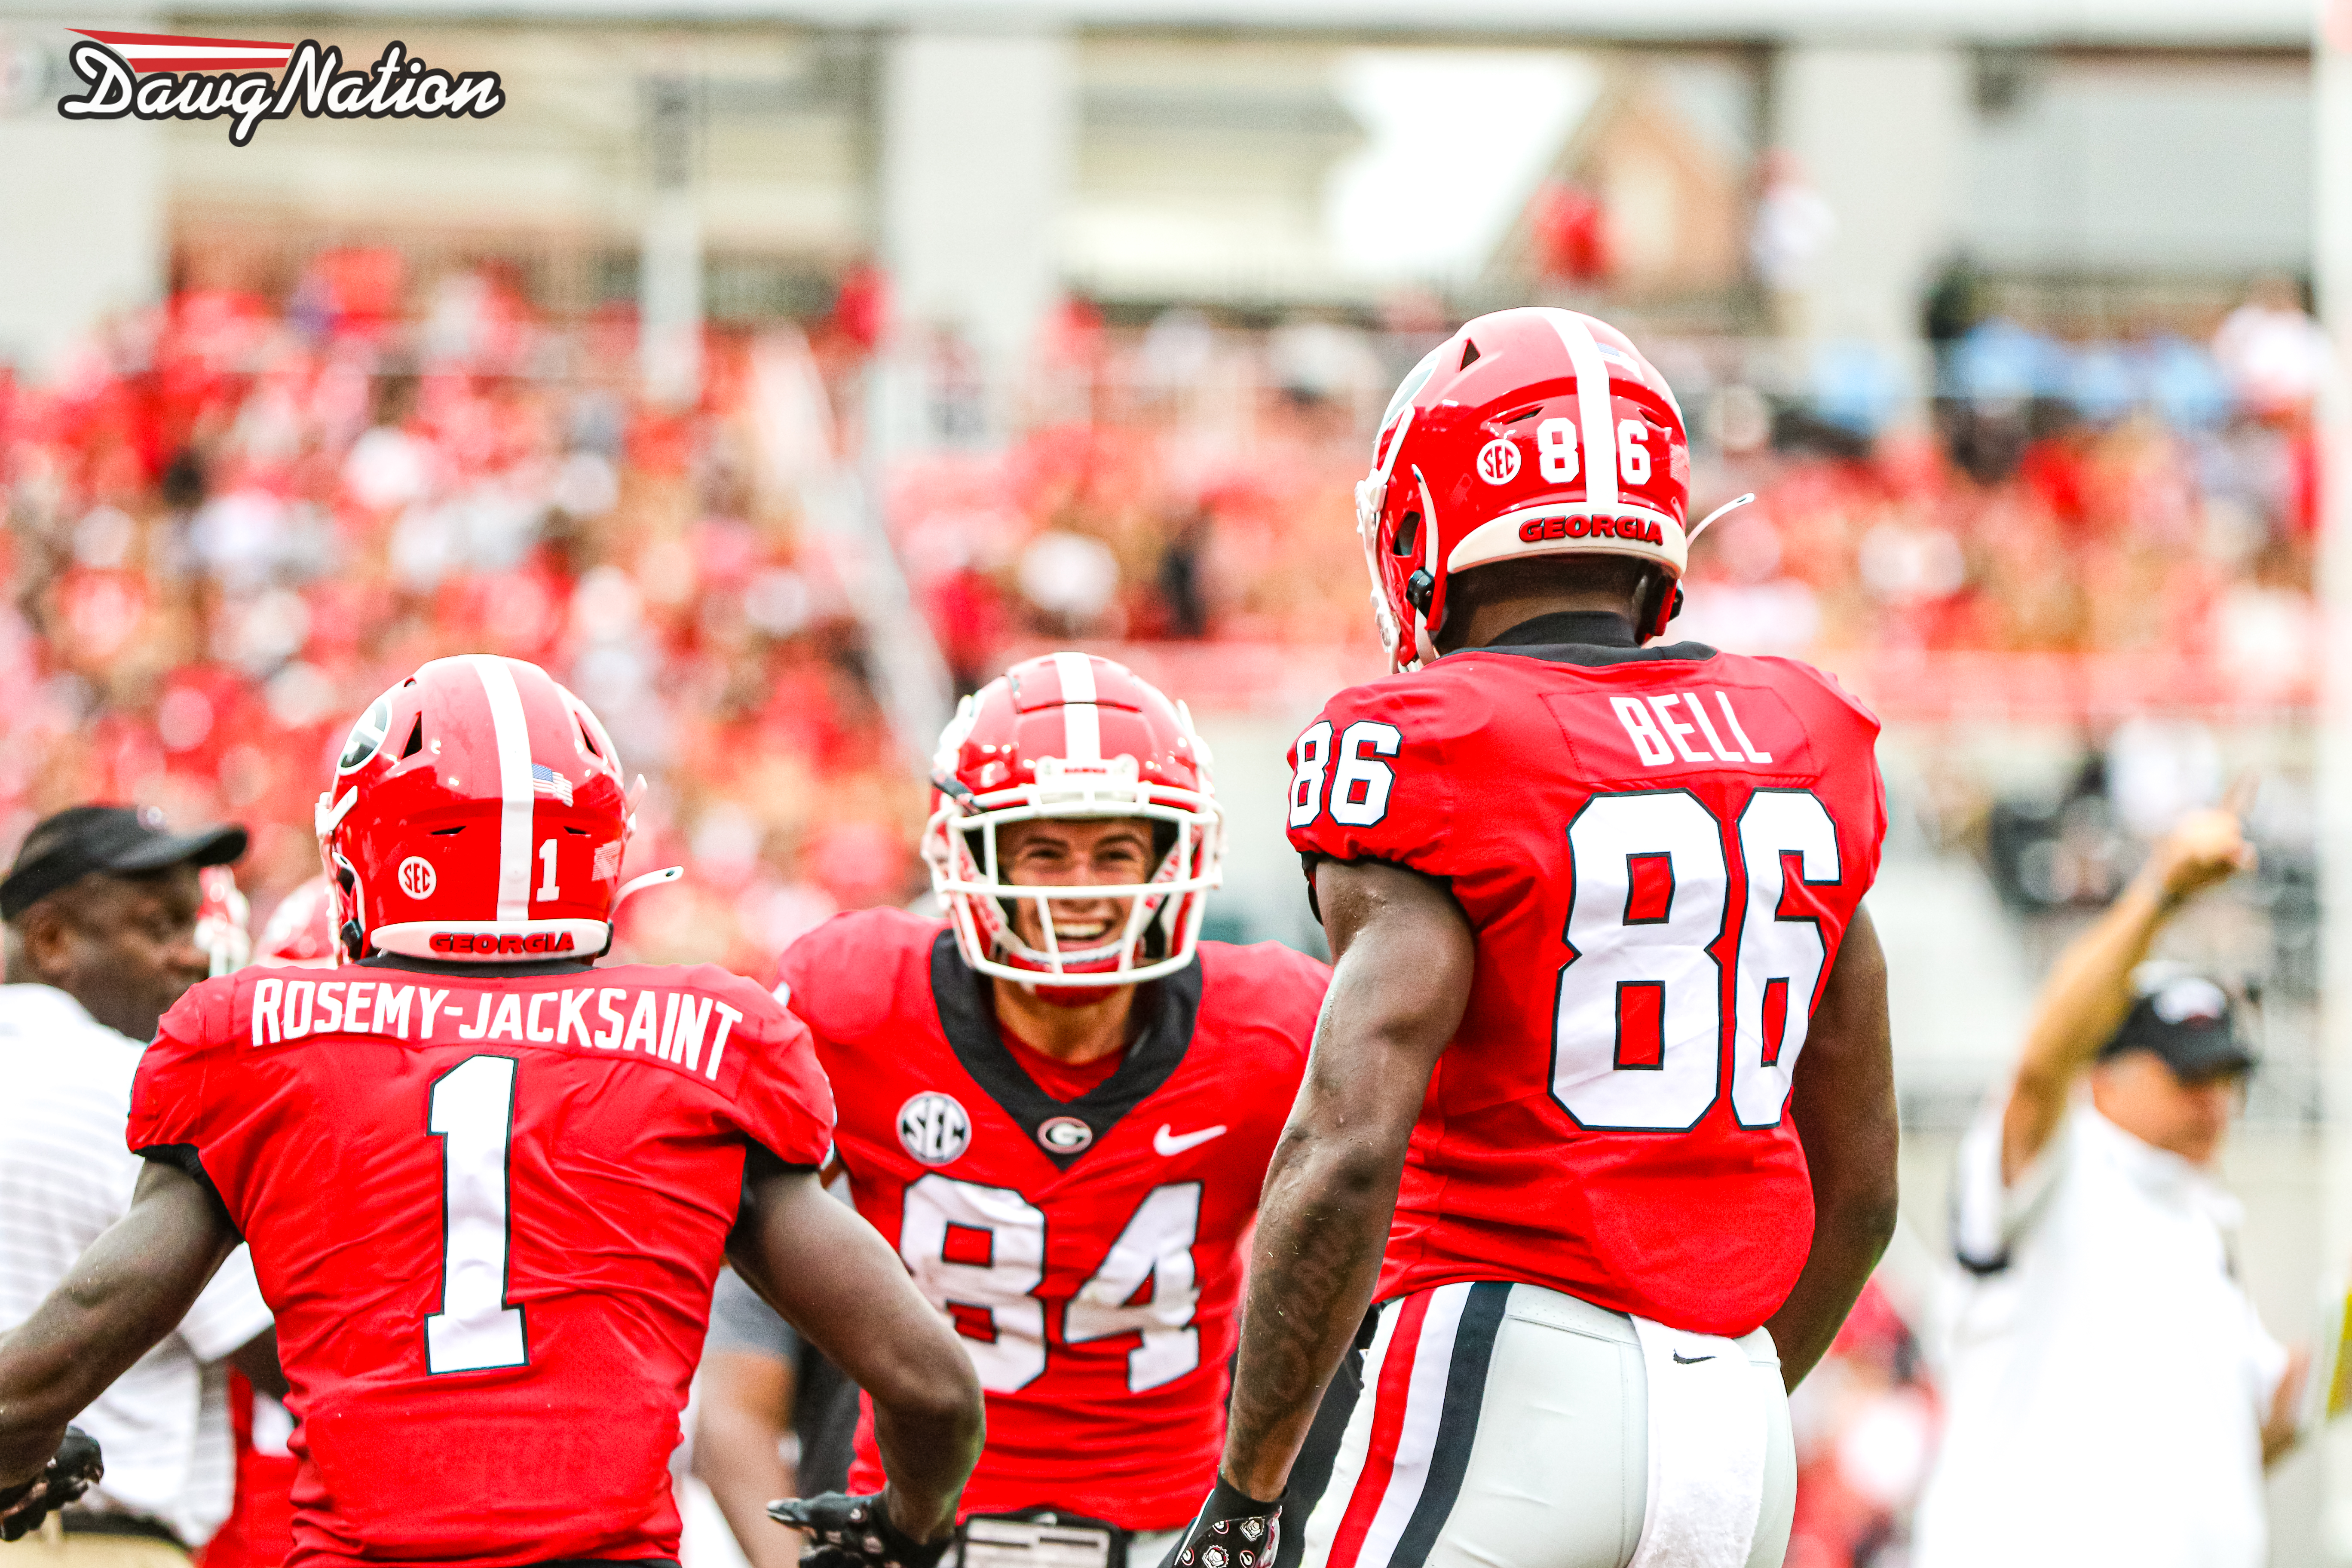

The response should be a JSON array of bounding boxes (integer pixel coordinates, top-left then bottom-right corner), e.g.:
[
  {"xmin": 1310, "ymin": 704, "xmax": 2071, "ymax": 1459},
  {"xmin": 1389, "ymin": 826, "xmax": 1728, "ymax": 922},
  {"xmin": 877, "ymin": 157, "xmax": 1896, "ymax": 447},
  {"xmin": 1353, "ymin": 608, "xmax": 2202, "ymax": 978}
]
[{"xmin": 10, "ymin": 900, "xmax": 81, "ymax": 985}]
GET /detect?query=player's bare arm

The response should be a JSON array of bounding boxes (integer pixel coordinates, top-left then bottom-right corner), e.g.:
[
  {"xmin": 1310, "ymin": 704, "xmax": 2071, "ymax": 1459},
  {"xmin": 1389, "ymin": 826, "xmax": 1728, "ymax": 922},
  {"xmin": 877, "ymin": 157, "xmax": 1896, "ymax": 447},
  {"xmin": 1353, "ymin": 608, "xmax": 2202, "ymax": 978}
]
[
  {"xmin": 2000, "ymin": 790, "xmax": 2254, "ymax": 1183},
  {"xmin": 1760, "ymin": 904, "xmax": 1898, "ymax": 1390},
  {"xmin": 693, "ymin": 1345, "xmax": 803, "ymax": 1568},
  {"xmin": 730, "ymin": 1154, "xmax": 984, "ymax": 1545},
  {"xmin": 0, "ymin": 1161, "xmax": 239, "ymax": 1494},
  {"xmin": 1218, "ymin": 856, "xmax": 1474, "ymax": 1503}
]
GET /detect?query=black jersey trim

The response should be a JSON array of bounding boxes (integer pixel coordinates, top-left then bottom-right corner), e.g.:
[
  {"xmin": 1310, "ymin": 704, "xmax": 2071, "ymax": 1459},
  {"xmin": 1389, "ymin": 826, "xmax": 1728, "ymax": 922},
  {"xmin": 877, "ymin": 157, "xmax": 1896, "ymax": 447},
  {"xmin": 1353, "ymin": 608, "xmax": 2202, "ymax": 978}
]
[
  {"xmin": 928, "ymin": 928, "xmax": 1201, "ymax": 1171},
  {"xmin": 134, "ymin": 1142, "xmax": 242, "ymax": 1240},
  {"xmin": 1452, "ymin": 609, "xmax": 1718, "ymax": 667}
]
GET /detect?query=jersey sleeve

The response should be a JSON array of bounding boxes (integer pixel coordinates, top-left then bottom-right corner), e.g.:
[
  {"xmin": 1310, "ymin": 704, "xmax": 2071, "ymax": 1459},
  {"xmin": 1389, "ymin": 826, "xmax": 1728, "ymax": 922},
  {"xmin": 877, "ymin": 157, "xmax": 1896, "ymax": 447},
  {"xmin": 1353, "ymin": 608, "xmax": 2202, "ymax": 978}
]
[
  {"xmin": 774, "ymin": 910, "xmax": 931, "ymax": 1043},
  {"xmin": 128, "ymin": 980, "xmax": 230, "ymax": 1163},
  {"xmin": 717, "ymin": 976, "xmax": 836, "ymax": 1169},
  {"xmin": 1284, "ymin": 677, "xmax": 1466, "ymax": 881},
  {"xmin": 1773, "ymin": 656, "xmax": 1890, "ymax": 889},
  {"xmin": 128, "ymin": 979, "xmax": 253, "ymax": 1235}
]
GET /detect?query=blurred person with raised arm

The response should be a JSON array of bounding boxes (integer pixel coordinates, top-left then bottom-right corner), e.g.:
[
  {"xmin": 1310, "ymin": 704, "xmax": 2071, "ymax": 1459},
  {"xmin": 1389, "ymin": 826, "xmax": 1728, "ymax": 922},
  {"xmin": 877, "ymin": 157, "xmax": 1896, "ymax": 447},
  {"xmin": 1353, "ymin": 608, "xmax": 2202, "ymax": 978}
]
[{"xmin": 1912, "ymin": 787, "xmax": 2301, "ymax": 1568}]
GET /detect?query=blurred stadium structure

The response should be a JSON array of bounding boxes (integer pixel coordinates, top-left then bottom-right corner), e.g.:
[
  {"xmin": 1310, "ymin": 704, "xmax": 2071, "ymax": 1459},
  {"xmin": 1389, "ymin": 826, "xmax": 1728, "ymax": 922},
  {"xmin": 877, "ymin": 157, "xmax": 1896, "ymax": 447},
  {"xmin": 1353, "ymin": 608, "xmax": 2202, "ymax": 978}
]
[{"xmin": 0, "ymin": 0, "xmax": 2345, "ymax": 1561}]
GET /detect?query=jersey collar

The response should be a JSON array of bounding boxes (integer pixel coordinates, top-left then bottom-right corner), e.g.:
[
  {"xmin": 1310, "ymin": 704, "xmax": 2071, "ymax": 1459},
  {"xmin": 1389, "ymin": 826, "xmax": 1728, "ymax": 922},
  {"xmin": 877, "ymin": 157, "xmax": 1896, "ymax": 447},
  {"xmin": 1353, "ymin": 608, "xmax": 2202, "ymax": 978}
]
[
  {"xmin": 927, "ymin": 928, "xmax": 1202, "ymax": 1171},
  {"xmin": 1455, "ymin": 609, "xmax": 1718, "ymax": 667}
]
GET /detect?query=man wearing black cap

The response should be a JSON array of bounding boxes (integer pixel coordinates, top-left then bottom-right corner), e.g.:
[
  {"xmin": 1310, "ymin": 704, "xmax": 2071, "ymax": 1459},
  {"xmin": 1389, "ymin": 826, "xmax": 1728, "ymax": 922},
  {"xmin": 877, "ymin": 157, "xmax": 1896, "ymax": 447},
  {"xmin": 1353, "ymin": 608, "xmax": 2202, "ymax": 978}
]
[
  {"xmin": 1914, "ymin": 789, "xmax": 2303, "ymax": 1568},
  {"xmin": 0, "ymin": 805, "xmax": 282, "ymax": 1566}
]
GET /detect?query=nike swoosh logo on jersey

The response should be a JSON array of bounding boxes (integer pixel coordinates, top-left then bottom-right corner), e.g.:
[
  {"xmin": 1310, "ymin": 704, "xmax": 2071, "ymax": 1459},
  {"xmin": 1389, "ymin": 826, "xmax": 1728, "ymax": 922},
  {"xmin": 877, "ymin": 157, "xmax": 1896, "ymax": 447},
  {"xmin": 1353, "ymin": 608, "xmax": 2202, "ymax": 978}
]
[
  {"xmin": 1671, "ymin": 1351, "xmax": 1716, "ymax": 1364},
  {"xmin": 1154, "ymin": 1123, "xmax": 1228, "ymax": 1156}
]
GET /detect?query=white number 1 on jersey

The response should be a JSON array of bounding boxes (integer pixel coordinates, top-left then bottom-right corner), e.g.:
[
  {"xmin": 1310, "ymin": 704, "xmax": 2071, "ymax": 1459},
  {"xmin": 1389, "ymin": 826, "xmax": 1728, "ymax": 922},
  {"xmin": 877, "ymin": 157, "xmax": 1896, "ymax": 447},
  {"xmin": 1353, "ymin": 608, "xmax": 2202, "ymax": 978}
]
[{"xmin": 425, "ymin": 1054, "xmax": 530, "ymax": 1374}]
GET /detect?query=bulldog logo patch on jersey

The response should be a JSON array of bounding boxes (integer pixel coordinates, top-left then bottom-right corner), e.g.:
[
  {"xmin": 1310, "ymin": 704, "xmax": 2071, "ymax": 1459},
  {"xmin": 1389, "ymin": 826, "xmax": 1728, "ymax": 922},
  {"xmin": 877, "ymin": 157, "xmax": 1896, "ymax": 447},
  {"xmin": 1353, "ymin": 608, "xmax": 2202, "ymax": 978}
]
[{"xmin": 898, "ymin": 1092, "xmax": 971, "ymax": 1165}]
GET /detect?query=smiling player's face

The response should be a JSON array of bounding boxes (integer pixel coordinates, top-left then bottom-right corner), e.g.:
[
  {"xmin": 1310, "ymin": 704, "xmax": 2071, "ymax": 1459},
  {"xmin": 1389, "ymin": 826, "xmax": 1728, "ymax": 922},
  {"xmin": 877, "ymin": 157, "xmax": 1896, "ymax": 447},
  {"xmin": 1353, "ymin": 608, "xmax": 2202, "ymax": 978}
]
[{"xmin": 995, "ymin": 817, "xmax": 1156, "ymax": 955}]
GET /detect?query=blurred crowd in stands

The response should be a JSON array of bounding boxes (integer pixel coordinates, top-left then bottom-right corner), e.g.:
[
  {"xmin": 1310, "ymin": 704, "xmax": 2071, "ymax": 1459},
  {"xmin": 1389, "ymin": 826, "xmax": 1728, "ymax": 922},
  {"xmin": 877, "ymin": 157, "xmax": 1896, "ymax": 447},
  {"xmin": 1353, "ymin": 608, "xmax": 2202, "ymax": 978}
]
[
  {"xmin": 0, "ymin": 250, "xmax": 2327, "ymax": 980},
  {"xmin": 0, "ymin": 254, "xmax": 2330, "ymax": 1568},
  {"xmin": 899, "ymin": 278, "xmax": 2321, "ymax": 719},
  {"xmin": 0, "ymin": 253, "xmax": 917, "ymax": 976}
]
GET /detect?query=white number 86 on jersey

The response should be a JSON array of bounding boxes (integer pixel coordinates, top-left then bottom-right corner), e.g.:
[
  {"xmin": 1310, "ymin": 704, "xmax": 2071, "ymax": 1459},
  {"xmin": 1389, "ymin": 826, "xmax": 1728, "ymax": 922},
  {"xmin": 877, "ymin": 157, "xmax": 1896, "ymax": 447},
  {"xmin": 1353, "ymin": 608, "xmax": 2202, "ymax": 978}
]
[{"xmin": 1286, "ymin": 718, "xmax": 1844, "ymax": 1134}]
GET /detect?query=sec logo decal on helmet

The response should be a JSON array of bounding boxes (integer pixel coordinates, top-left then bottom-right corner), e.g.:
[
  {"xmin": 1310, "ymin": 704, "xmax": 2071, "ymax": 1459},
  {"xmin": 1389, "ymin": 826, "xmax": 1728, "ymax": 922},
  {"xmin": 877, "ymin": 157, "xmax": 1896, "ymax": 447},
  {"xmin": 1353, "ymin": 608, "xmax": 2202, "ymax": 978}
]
[
  {"xmin": 314, "ymin": 654, "xmax": 680, "ymax": 963},
  {"xmin": 924, "ymin": 651, "xmax": 1222, "ymax": 989},
  {"xmin": 1355, "ymin": 306, "xmax": 1750, "ymax": 671}
]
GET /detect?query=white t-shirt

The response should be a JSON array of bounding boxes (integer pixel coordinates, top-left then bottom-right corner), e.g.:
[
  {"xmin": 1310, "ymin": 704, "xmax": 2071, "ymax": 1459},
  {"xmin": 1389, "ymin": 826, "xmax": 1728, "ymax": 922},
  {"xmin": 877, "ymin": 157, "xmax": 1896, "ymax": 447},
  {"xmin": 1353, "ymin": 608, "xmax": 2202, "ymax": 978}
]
[
  {"xmin": 1912, "ymin": 1098, "xmax": 2287, "ymax": 1568},
  {"xmin": 0, "ymin": 983, "xmax": 273, "ymax": 1547}
]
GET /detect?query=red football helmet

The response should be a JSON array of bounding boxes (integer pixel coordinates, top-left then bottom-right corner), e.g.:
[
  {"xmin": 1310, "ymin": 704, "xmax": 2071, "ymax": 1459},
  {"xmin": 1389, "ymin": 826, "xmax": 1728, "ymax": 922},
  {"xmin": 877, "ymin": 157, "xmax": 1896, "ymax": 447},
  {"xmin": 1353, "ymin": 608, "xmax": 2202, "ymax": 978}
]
[
  {"xmin": 1357, "ymin": 306, "xmax": 1742, "ymax": 669},
  {"xmin": 315, "ymin": 654, "xmax": 677, "ymax": 963},
  {"xmin": 924, "ymin": 652, "xmax": 1222, "ymax": 989},
  {"xmin": 254, "ymin": 875, "xmax": 340, "ymax": 968}
]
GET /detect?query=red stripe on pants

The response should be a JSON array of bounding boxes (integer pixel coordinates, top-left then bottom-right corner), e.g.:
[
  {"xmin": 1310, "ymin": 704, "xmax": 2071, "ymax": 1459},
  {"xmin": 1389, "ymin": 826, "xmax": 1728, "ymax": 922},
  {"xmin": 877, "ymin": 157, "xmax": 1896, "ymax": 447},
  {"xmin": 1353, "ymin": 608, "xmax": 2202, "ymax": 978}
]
[{"xmin": 1325, "ymin": 1292, "xmax": 1433, "ymax": 1568}]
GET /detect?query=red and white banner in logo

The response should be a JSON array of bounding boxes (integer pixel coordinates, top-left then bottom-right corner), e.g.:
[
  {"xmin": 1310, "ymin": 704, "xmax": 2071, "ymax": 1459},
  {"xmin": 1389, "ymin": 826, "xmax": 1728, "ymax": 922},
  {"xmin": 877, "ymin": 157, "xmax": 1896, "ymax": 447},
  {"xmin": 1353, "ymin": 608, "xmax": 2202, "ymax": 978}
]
[{"xmin": 69, "ymin": 30, "xmax": 294, "ymax": 74}]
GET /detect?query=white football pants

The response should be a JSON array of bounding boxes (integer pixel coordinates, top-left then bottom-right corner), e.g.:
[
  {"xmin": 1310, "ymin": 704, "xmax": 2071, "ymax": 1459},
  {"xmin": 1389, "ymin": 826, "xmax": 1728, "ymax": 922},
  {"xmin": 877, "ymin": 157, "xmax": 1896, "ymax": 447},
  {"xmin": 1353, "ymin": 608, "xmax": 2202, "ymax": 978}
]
[{"xmin": 1299, "ymin": 1282, "xmax": 1795, "ymax": 1568}]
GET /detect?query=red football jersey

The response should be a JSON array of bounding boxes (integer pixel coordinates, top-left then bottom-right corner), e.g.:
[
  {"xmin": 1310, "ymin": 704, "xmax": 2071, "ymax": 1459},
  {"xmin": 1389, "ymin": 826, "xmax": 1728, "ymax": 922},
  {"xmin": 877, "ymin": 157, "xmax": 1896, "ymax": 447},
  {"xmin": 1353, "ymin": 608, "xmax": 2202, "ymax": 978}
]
[
  {"xmin": 128, "ymin": 961, "xmax": 834, "ymax": 1568},
  {"xmin": 776, "ymin": 910, "xmax": 1326, "ymax": 1532},
  {"xmin": 1286, "ymin": 625, "xmax": 1885, "ymax": 1337},
  {"xmin": 194, "ymin": 1373, "xmax": 297, "ymax": 1568}
]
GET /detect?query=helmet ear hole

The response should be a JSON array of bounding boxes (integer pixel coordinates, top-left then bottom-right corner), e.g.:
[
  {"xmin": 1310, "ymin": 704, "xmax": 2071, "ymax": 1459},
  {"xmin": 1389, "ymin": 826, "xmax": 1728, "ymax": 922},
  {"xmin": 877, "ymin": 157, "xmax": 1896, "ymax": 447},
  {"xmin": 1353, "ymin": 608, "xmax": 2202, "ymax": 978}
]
[{"xmin": 1391, "ymin": 511, "xmax": 1421, "ymax": 560}]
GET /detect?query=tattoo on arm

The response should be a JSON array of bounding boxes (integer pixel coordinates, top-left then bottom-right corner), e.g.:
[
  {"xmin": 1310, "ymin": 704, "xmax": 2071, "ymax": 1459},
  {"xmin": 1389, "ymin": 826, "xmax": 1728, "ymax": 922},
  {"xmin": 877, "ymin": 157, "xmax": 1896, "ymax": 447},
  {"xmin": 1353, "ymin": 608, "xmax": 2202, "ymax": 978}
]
[{"xmin": 1223, "ymin": 1177, "xmax": 1393, "ymax": 1486}]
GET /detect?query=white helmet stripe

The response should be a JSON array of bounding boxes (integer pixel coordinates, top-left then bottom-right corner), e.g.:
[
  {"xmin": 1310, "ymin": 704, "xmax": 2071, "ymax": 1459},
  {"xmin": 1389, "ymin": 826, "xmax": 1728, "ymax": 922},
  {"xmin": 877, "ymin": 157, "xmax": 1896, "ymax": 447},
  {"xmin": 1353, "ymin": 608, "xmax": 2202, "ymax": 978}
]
[
  {"xmin": 1540, "ymin": 309, "xmax": 1620, "ymax": 514},
  {"xmin": 465, "ymin": 654, "xmax": 536, "ymax": 922},
  {"xmin": 1051, "ymin": 650, "xmax": 1101, "ymax": 763}
]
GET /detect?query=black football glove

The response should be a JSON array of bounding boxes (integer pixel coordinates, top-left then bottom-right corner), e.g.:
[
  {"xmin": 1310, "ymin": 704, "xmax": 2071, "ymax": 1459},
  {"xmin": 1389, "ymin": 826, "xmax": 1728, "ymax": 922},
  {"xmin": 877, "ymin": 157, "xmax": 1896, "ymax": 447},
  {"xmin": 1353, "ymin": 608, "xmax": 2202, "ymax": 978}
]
[
  {"xmin": 0, "ymin": 1426, "xmax": 104, "ymax": 1542},
  {"xmin": 768, "ymin": 1491, "xmax": 951, "ymax": 1568},
  {"xmin": 1157, "ymin": 1476, "xmax": 1282, "ymax": 1568}
]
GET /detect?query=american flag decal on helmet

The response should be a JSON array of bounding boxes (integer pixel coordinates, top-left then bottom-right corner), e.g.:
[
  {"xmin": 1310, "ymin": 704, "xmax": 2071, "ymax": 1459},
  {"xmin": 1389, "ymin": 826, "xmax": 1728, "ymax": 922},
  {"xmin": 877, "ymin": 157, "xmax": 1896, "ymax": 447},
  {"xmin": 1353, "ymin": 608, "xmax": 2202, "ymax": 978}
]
[{"xmin": 532, "ymin": 764, "xmax": 573, "ymax": 805}]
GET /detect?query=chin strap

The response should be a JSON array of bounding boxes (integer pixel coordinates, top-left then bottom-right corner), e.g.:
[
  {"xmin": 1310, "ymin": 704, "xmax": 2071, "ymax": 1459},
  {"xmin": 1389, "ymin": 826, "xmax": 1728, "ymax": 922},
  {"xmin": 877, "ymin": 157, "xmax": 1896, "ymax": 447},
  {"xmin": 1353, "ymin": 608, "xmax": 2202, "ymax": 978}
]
[
  {"xmin": 612, "ymin": 866, "xmax": 684, "ymax": 911},
  {"xmin": 1645, "ymin": 493, "xmax": 1754, "ymax": 642},
  {"xmin": 1686, "ymin": 492, "xmax": 1755, "ymax": 548},
  {"xmin": 592, "ymin": 865, "xmax": 684, "ymax": 960}
]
